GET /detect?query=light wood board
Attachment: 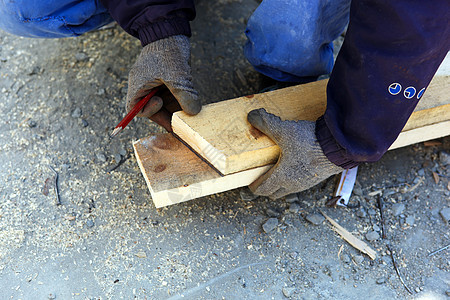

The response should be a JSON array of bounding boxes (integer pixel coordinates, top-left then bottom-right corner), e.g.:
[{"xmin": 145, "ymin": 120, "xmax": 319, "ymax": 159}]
[
  {"xmin": 134, "ymin": 118, "xmax": 450, "ymax": 208},
  {"xmin": 172, "ymin": 75, "xmax": 450, "ymax": 175},
  {"xmin": 133, "ymin": 134, "xmax": 271, "ymax": 208}
]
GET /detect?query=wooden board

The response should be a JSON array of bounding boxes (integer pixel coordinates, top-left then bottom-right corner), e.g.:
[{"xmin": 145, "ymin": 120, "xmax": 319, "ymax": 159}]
[
  {"xmin": 134, "ymin": 119, "xmax": 450, "ymax": 208},
  {"xmin": 133, "ymin": 134, "xmax": 270, "ymax": 208},
  {"xmin": 172, "ymin": 75, "xmax": 450, "ymax": 175}
]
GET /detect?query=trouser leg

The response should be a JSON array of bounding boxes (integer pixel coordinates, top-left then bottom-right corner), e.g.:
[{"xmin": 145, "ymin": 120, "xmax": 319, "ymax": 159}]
[
  {"xmin": 244, "ymin": 0, "xmax": 351, "ymax": 82},
  {"xmin": 0, "ymin": 0, "xmax": 113, "ymax": 38}
]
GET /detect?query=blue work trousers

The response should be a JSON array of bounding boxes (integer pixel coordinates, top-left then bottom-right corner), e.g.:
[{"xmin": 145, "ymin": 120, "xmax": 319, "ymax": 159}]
[
  {"xmin": 245, "ymin": 0, "xmax": 351, "ymax": 82},
  {"xmin": 0, "ymin": 0, "xmax": 350, "ymax": 82},
  {"xmin": 0, "ymin": 0, "xmax": 112, "ymax": 38}
]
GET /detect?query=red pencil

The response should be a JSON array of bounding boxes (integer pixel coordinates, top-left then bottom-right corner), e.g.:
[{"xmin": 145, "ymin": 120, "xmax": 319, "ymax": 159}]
[{"xmin": 110, "ymin": 87, "xmax": 160, "ymax": 138}]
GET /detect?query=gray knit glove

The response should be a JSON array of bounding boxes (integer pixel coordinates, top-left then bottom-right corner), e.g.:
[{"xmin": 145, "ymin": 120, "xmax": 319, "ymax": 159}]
[
  {"xmin": 247, "ymin": 108, "xmax": 344, "ymax": 199},
  {"xmin": 127, "ymin": 35, "xmax": 201, "ymax": 129}
]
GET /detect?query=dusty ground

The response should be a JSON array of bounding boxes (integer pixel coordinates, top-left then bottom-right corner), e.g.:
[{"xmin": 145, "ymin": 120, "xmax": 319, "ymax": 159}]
[{"xmin": 0, "ymin": 1, "xmax": 449, "ymax": 299}]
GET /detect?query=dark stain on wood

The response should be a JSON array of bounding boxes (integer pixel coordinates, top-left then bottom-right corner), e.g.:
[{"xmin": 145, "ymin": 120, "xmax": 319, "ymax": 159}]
[
  {"xmin": 154, "ymin": 164, "xmax": 167, "ymax": 173},
  {"xmin": 249, "ymin": 126, "xmax": 264, "ymax": 139},
  {"xmin": 151, "ymin": 134, "xmax": 179, "ymax": 150},
  {"xmin": 244, "ymin": 94, "xmax": 254, "ymax": 98}
]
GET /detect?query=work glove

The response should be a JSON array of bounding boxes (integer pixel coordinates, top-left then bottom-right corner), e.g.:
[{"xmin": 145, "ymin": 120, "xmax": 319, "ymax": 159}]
[
  {"xmin": 247, "ymin": 108, "xmax": 344, "ymax": 199},
  {"xmin": 127, "ymin": 35, "xmax": 201, "ymax": 131}
]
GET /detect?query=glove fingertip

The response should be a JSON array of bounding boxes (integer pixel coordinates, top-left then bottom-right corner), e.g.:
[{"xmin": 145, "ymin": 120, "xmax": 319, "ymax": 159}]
[
  {"xmin": 247, "ymin": 108, "xmax": 268, "ymax": 131},
  {"xmin": 175, "ymin": 90, "xmax": 202, "ymax": 115},
  {"xmin": 183, "ymin": 99, "xmax": 202, "ymax": 115}
]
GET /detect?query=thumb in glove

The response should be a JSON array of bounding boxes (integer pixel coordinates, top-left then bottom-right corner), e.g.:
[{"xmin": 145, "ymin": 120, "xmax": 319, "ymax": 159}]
[
  {"xmin": 126, "ymin": 35, "xmax": 201, "ymax": 129},
  {"xmin": 247, "ymin": 108, "xmax": 344, "ymax": 199}
]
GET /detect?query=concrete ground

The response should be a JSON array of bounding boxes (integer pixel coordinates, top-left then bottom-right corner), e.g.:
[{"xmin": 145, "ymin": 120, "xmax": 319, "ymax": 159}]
[{"xmin": 0, "ymin": 1, "xmax": 449, "ymax": 299}]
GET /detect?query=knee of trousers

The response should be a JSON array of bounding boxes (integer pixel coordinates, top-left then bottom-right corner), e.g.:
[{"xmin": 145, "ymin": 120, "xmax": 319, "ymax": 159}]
[
  {"xmin": 244, "ymin": 19, "xmax": 334, "ymax": 82},
  {"xmin": 0, "ymin": 0, "xmax": 112, "ymax": 38},
  {"xmin": 243, "ymin": 0, "xmax": 350, "ymax": 82}
]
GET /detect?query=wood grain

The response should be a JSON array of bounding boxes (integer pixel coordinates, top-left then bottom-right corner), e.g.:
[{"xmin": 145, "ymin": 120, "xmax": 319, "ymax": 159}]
[
  {"xmin": 133, "ymin": 134, "xmax": 270, "ymax": 208},
  {"xmin": 173, "ymin": 75, "xmax": 450, "ymax": 175},
  {"xmin": 135, "ymin": 119, "xmax": 450, "ymax": 208}
]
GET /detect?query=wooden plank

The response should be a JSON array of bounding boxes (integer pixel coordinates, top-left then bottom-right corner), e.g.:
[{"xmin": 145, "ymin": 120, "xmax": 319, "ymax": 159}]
[
  {"xmin": 171, "ymin": 79, "xmax": 327, "ymax": 175},
  {"xmin": 132, "ymin": 134, "xmax": 270, "ymax": 208},
  {"xmin": 172, "ymin": 75, "xmax": 450, "ymax": 175},
  {"xmin": 134, "ymin": 120, "xmax": 450, "ymax": 208},
  {"xmin": 390, "ymin": 120, "xmax": 450, "ymax": 150}
]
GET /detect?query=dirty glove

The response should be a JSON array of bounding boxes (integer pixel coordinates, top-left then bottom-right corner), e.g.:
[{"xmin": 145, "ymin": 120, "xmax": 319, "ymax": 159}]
[
  {"xmin": 127, "ymin": 35, "xmax": 201, "ymax": 131},
  {"xmin": 247, "ymin": 108, "xmax": 344, "ymax": 199}
]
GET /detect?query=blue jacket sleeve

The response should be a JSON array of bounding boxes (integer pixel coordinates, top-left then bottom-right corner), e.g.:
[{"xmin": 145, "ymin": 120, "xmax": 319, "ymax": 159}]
[
  {"xmin": 316, "ymin": 0, "xmax": 450, "ymax": 169},
  {"xmin": 100, "ymin": 0, "xmax": 195, "ymax": 46}
]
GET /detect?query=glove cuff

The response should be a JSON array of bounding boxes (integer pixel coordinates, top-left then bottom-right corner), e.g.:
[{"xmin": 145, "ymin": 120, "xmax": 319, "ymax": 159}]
[
  {"xmin": 311, "ymin": 140, "xmax": 345, "ymax": 173},
  {"xmin": 316, "ymin": 116, "xmax": 359, "ymax": 169},
  {"xmin": 142, "ymin": 35, "xmax": 190, "ymax": 56}
]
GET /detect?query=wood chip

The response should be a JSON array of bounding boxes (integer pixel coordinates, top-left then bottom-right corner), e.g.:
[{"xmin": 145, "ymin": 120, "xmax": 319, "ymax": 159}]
[
  {"xmin": 405, "ymin": 176, "xmax": 423, "ymax": 193},
  {"xmin": 64, "ymin": 215, "xmax": 76, "ymax": 221},
  {"xmin": 432, "ymin": 172, "xmax": 440, "ymax": 184},
  {"xmin": 368, "ymin": 190, "xmax": 382, "ymax": 197},
  {"xmin": 135, "ymin": 251, "xmax": 147, "ymax": 258},
  {"xmin": 42, "ymin": 178, "xmax": 52, "ymax": 196},
  {"xmin": 320, "ymin": 211, "xmax": 377, "ymax": 260}
]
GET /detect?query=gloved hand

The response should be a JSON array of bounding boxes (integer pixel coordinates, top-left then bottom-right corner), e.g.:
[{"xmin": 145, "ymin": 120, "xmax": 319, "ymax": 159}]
[
  {"xmin": 127, "ymin": 35, "xmax": 201, "ymax": 131},
  {"xmin": 247, "ymin": 108, "xmax": 344, "ymax": 199}
]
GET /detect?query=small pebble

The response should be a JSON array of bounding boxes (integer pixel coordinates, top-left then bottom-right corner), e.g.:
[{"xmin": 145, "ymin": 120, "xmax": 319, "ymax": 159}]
[
  {"xmin": 376, "ymin": 277, "xmax": 385, "ymax": 284},
  {"xmin": 48, "ymin": 293, "xmax": 56, "ymax": 300},
  {"xmin": 439, "ymin": 208, "xmax": 450, "ymax": 223},
  {"xmin": 262, "ymin": 218, "xmax": 278, "ymax": 233},
  {"xmin": 239, "ymin": 188, "xmax": 257, "ymax": 201},
  {"xmin": 417, "ymin": 168, "xmax": 425, "ymax": 176},
  {"xmin": 341, "ymin": 254, "xmax": 350, "ymax": 264},
  {"xmin": 415, "ymin": 287, "xmax": 420, "ymax": 293},
  {"xmin": 267, "ymin": 208, "xmax": 281, "ymax": 218},
  {"xmin": 439, "ymin": 151, "xmax": 450, "ymax": 166},
  {"xmin": 282, "ymin": 287, "xmax": 296, "ymax": 298},
  {"xmin": 75, "ymin": 52, "xmax": 88, "ymax": 62},
  {"xmin": 405, "ymin": 215, "xmax": 415, "ymax": 226},
  {"xmin": 285, "ymin": 193, "xmax": 299, "ymax": 203},
  {"xmin": 27, "ymin": 120, "xmax": 37, "ymax": 128},
  {"xmin": 391, "ymin": 203, "xmax": 405, "ymax": 216},
  {"xmin": 366, "ymin": 231, "xmax": 380, "ymax": 241},
  {"xmin": 71, "ymin": 107, "xmax": 82, "ymax": 118},
  {"xmin": 81, "ymin": 119, "xmax": 88, "ymax": 127},
  {"xmin": 28, "ymin": 66, "xmax": 42, "ymax": 76},
  {"xmin": 356, "ymin": 208, "xmax": 367, "ymax": 218},
  {"xmin": 289, "ymin": 203, "xmax": 300, "ymax": 213},
  {"xmin": 119, "ymin": 148, "xmax": 127, "ymax": 157},
  {"xmin": 353, "ymin": 256, "xmax": 364, "ymax": 266},
  {"xmin": 372, "ymin": 224, "xmax": 380, "ymax": 232},
  {"xmin": 96, "ymin": 153, "xmax": 107, "ymax": 163},
  {"xmin": 305, "ymin": 213, "xmax": 324, "ymax": 226},
  {"xmin": 86, "ymin": 220, "xmax": 94, "ymax": 228},
  {"xmin": 113, "ymin": 154, "xmax": 122, "ymax": 164},
  {"xmin": 445, "ymin": 290, "xmax": 450, "ymax": 297}
]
